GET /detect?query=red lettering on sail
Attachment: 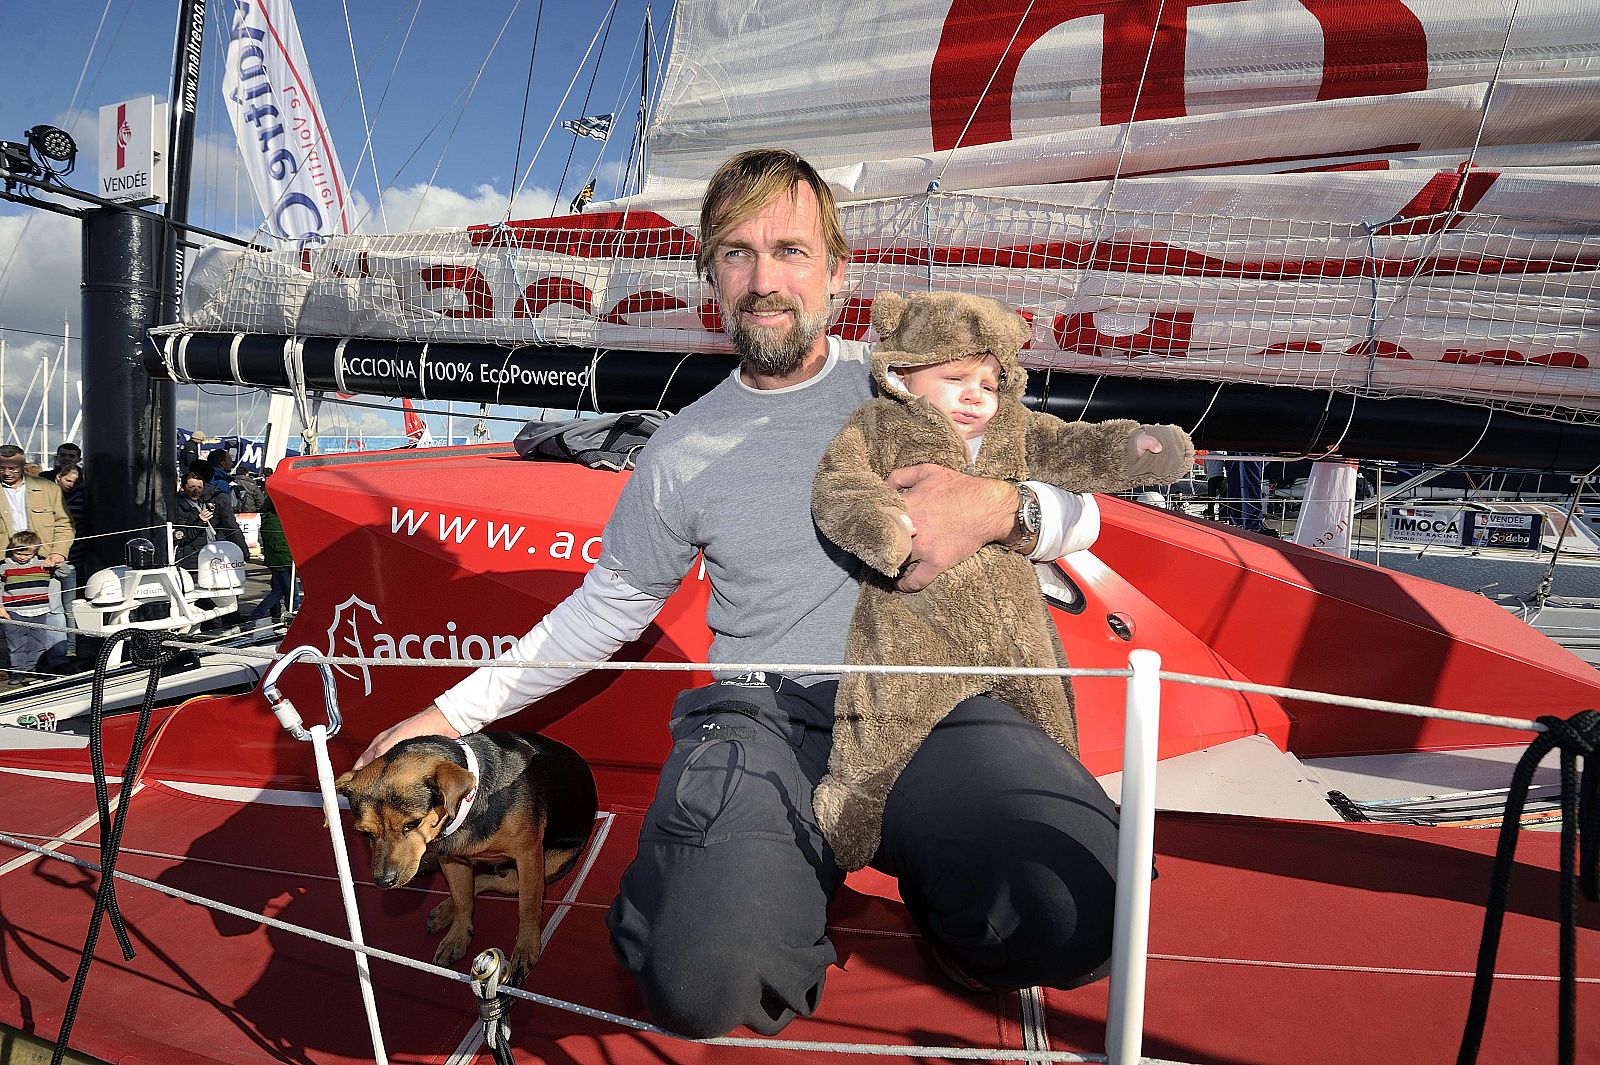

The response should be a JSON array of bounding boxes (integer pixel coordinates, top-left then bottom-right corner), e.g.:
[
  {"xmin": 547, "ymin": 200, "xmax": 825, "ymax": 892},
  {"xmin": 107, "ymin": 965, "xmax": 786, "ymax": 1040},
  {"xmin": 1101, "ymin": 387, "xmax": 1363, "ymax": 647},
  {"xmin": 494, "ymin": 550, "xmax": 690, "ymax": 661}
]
[
  {"xmin": 514, "ymin": 278, "xmax": 593, "ymax": 318},
  {"xmin": 1383, "ymin": 164, "xmax": 1501, "ymax": 235},
  {"xmin": 929, "ymin": 0, "xmax": 1428, "ymax": 151},
  {"xmin": 697, "ymin": 298, "xmax": 725, "ymax": 333},
  {"xmin": 1054, "ymin": 310, "xmax": 1194, "ymax": 356},
  {"xmin": 830, "ymin": 296, "xmax": 876, "ymax": 341},
  {"xmin": 601, "ymin": 290, "xmax": 687, "ymax": 324},
  {"xmin": 421, "ymin": 265, "xmax": 494, "ymax": 318},
  {"xmin": 1347, "ymin": 341, "xmax": 1412, "ymax": 360}
]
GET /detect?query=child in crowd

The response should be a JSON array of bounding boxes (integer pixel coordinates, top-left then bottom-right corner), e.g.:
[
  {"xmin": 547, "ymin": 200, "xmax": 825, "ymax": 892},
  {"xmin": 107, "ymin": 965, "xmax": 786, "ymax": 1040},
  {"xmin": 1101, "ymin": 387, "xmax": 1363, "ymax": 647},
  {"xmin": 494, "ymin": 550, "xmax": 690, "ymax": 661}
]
[
  {"xmin": 811, "ymin": 291, "xmax": 1194, "ymax": 869},
  {"xmin": 0, "ymin": 531, "xmax": 69, "ymax": 681}
]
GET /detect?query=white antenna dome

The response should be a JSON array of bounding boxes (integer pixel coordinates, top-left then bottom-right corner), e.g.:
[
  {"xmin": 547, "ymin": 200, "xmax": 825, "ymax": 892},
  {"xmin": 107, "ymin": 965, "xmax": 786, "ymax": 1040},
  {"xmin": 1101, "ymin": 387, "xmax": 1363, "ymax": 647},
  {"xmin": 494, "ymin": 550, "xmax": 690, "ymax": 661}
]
[{"xmin": 196, "ymin": 542, "xmax": 247, "ymax": 592}]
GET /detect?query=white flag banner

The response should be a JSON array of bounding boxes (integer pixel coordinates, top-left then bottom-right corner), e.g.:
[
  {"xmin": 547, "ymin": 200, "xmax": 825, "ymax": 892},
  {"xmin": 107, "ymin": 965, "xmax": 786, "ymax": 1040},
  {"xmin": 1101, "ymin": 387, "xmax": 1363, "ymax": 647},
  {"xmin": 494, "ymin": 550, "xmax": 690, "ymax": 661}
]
[
  {"xmin": 223, "ymin": 0, "xmax": 353, "ymax": 244},
  {"xmin": 1293, "ymin": 460, "xmax": 1361, "ymax": 556}
]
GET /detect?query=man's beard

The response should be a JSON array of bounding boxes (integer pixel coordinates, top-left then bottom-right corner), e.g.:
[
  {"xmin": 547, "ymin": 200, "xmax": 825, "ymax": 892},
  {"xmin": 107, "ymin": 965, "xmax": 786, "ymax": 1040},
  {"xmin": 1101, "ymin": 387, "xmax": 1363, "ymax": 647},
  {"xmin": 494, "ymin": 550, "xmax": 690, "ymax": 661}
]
[{"xmin": 722, "ymin": 294, "xmax": 831, "ymax": 379}]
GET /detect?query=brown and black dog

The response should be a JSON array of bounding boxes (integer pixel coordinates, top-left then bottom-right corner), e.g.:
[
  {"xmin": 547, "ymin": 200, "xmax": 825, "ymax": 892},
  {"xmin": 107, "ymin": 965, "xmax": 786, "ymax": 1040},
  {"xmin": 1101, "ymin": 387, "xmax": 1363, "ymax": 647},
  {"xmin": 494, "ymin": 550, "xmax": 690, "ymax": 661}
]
[{"xmin": 335, "ymin": 732, "xmax": 597, "ymax": 983}]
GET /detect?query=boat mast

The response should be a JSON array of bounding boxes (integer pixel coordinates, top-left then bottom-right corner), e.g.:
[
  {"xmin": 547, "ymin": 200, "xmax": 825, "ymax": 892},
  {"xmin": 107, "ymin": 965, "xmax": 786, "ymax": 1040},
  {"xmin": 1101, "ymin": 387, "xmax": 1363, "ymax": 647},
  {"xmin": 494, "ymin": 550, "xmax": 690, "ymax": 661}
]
[
  {"xmin": 162, "ymin": 0, "xmax": 206, "ymax": 325},
  {"xmin": 637, "ymin": 3, "xmax": 650, "ymax": 195}
]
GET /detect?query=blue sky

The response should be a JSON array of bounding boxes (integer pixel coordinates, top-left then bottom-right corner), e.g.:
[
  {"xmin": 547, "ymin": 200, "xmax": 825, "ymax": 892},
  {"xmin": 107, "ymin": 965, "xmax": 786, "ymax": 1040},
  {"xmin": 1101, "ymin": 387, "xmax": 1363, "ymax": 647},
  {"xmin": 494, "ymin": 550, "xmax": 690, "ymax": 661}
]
[{"xmin": 1, "ymin": 0, "xmax": 661, "ymax": 449}]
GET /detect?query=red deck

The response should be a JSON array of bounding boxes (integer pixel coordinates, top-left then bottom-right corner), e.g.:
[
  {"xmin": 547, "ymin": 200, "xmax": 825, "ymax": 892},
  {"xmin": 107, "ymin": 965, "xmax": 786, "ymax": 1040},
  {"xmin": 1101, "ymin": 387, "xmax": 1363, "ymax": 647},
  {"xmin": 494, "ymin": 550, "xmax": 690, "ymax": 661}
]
[
  {"xmin": 6, "ymin": 445, "xmax": 1600, "ymax": 1063},
  {"xmin": 2, "ymin": 735, "xmax": 1594, "ymax": 1065}
]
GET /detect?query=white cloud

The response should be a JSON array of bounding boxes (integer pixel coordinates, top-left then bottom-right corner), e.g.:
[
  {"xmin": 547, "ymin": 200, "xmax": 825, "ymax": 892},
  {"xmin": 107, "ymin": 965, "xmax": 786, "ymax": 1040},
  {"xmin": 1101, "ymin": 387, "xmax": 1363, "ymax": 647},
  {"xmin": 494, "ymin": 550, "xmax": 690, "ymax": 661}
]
[{"xmin": 367, "ymin": 181, "xmax": 558, "ymax": 233}]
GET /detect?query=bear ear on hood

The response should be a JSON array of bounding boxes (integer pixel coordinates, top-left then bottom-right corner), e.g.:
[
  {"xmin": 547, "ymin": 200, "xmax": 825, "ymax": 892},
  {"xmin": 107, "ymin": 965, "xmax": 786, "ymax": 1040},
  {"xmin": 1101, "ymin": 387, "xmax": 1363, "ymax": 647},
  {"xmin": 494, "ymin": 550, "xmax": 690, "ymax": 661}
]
[
  {"xmin": 999, "ymin": 308, "xmax": 1032, "ymax": 354},
  {"xmin": 871, "ymin": 292, "xmax": 908, "ymax": 339}
]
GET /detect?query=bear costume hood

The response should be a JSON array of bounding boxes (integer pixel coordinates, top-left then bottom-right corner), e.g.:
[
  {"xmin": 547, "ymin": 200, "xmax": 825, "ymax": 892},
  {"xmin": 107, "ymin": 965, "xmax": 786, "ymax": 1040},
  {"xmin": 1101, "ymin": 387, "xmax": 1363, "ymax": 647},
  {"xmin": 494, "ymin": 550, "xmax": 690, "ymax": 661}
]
[
  {"xmin": 869, "ymin": 290, "xmax": 1034, "ymax": 473},
  {"xmin": 870, "ymin": 290, "xmax": 1032, "ymax": 404}
]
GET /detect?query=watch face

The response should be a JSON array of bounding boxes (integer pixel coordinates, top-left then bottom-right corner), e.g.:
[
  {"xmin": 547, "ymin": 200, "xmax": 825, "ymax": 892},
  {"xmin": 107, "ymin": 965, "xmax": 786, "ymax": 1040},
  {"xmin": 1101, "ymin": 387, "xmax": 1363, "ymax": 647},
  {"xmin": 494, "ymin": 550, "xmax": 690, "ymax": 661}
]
[{"xmin": 1019, "ymin": 487, "xmax": 1041, "ymax": 534}]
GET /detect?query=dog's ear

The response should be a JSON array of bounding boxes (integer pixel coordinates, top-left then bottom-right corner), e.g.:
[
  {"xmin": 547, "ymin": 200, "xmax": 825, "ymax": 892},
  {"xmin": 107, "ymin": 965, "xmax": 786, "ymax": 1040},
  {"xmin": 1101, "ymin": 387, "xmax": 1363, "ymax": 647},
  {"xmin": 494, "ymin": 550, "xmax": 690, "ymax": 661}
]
[
  {"xmin": 430, "ymin": 759, "xmax": 477, "ymax": 827},
  {"xmin": 330, "ymin": 767, "xmax": 363, "ymax": 828}
]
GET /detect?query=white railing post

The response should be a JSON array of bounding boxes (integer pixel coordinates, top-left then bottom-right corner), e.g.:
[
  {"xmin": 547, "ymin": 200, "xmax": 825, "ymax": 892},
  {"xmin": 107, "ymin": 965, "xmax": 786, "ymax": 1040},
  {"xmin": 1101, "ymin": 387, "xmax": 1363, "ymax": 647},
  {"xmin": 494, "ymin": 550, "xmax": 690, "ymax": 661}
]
[
  {"xmin": 309, "ymin": 723, "xmax": 389, "ymax": 1065},
  {"xmin": 266, "ymin": 647, "xmax": 388, "ymax": 1065},
  {"xmin": 1106, "ymin": 648, "xmax": 1161, "ymax": 1065}
]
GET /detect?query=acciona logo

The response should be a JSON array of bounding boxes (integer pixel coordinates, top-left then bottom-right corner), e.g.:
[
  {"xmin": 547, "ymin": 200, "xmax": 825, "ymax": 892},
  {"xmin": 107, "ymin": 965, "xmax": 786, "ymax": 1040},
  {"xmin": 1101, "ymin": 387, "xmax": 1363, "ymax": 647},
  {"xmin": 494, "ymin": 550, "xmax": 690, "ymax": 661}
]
[{"xmin": 325, "ymin": 594, "xmax": 522, "ymax": 697}]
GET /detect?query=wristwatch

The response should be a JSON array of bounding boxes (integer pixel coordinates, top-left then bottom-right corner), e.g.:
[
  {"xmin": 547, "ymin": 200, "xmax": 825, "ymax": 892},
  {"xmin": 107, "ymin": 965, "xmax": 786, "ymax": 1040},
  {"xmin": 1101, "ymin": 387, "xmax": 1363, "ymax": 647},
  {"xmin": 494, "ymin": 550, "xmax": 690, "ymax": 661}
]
[{"xmin": 1004, "ymin": 481, "xmax": 1041, "ymax": 554}]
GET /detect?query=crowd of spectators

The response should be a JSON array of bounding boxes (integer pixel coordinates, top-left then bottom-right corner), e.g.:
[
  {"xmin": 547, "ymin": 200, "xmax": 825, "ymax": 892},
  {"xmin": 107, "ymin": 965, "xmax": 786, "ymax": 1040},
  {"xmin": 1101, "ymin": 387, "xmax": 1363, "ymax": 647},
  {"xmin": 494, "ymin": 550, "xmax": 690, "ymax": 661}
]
[{"xmin": 0, "ymin": 440, "xmax": 294, "ymax": 686}]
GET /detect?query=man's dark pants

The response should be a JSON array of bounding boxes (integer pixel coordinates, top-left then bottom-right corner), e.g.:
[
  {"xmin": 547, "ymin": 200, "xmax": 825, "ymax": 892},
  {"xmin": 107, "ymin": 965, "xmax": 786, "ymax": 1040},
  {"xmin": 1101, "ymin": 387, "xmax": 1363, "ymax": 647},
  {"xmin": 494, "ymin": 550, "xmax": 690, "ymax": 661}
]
[{"xmin": 606, "ymin": 674, "xmax": 1120, "ymax": 1038}]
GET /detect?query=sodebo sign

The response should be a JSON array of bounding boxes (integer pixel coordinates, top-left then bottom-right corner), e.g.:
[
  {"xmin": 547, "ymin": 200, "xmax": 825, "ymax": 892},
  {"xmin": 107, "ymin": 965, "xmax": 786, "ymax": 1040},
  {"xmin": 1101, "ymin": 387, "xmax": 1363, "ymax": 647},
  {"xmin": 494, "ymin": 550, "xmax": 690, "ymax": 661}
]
[{"xmin": 1384, "ymin": 506, "xmax": 1466, "ymax": 547}]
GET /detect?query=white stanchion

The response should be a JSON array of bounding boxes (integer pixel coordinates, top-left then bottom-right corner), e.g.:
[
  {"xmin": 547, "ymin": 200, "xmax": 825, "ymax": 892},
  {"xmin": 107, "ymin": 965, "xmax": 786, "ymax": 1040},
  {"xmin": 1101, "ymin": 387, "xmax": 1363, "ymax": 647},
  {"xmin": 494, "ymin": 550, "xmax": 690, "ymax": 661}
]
[
  {"xmin": 1105, "ymin": 649, "xmax": 1161, "ymax": 1065},
  {"xmin": 309, "ymin": 723, "xmax": 389, "ymax": 1065}
]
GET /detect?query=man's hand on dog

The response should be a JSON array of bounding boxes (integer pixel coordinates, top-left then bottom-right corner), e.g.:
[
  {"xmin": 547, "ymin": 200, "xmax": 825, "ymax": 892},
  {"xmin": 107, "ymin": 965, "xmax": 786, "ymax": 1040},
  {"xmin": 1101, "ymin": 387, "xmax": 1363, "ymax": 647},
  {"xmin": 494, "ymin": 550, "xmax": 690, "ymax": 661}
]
[
  {"xmin": 887, "ymin": 464, "xmax": 1016, "ymax": 592},
  {"xmin": 354, "ymin": 704, "xmax": 460, "ymax": 769}
]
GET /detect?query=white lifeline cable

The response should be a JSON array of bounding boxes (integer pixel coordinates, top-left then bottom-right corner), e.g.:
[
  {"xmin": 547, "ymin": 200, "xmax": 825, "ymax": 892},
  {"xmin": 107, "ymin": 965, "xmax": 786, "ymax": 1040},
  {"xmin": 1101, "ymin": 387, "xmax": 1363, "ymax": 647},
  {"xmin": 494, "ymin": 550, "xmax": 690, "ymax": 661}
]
[
  {"xmin": 130, "ymin": 632, "xmax": 1554, "ymax": 738},
  {"xmin": 0, "ymin": 829, "xmax": 1135, "ymax": 1064}
]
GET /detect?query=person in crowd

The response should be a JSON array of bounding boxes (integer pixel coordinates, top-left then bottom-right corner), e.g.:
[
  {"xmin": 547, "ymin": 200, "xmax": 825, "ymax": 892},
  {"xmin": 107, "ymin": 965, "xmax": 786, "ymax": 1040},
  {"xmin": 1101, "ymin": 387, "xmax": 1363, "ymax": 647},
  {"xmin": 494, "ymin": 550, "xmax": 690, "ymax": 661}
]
[
  {"xmin": 1202, "ymin": 450, "xmax": 1228, "ymax": 522},
  {"xmin": 232, "ymin": 467, "xmax": 268, "ymax": 514},
  {"xmin": 206, "ymin": 448, "xmax": 237, "ymax": 500},
  {"xmin": 355, "ymin": 149, "xmax": 1123, "ymax": 1037},
  {"xmin": 245, "ymin": 469, "xmax": 294, "ymax": 625},
  {"xmin": 41, "ymin": 442, "xmax": 82, "ymax": 480},
  {"xmin": 172, "ymin": 463, "xmax": 250, "ymax": 631},
  {"xmin": 172, "ymin": 462, "xmax": 248, "ymax": 571},
  {"xmin": 46, "ymin": 461, "xmax": 87, "ymax": 657},
  {"xmin": 0, "ymin": 531, "xmax": 69, "ymax": 680},
  {"xmin": 0, "ymin": 443, "xmax": 74, "ymax": 581},
  {"xmin": 179, "ymin": 432, "xmax": 206, "ymax": 475},
  {"xmin": 1227, "ymin": 457, "xmax": 1276, "ymax": 535}
]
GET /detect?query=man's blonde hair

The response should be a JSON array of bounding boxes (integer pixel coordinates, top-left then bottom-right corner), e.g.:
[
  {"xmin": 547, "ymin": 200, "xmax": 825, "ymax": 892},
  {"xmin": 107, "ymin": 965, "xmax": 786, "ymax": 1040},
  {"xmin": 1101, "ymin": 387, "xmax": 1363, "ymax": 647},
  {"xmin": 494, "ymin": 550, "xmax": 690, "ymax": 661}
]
[{"xmin": 696, "ymin": 148, "xmax": 850, "ymax": 281}]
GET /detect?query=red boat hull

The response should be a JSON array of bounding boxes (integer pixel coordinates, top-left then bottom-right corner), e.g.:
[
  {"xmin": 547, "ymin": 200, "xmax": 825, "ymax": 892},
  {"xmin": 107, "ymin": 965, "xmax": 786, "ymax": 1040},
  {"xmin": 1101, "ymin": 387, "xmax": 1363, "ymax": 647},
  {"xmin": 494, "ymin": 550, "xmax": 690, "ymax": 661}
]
[{"xmin": 4, "ymin": 443, "xmax": 1598, "ymax": 1064}]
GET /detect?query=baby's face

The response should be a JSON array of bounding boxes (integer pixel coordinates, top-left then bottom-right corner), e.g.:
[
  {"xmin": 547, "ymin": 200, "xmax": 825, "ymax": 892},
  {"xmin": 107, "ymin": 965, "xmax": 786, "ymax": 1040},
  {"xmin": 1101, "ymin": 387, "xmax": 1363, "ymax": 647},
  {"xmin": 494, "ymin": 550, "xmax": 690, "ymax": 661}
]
[{"xmin": 899, "ymin": 354, "xmax": 1001, "ymax": 441}]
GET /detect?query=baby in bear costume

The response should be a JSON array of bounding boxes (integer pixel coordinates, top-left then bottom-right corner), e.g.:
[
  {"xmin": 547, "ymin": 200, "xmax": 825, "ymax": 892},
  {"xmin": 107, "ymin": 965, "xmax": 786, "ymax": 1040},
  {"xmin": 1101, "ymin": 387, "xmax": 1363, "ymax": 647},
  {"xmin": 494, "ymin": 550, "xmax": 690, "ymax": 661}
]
[{"xmin": 811, "ymin": 291, "xmax": 1194, "ymax": 870}]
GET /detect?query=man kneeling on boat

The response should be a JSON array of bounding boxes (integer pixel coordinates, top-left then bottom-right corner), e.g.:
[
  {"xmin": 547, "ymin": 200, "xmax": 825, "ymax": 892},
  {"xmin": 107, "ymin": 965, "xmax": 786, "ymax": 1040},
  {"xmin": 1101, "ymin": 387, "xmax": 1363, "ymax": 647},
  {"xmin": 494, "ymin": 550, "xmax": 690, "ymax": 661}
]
[{"xmin": 356, "ymin": 149, "xmax": 1120, "ymax": 1038}]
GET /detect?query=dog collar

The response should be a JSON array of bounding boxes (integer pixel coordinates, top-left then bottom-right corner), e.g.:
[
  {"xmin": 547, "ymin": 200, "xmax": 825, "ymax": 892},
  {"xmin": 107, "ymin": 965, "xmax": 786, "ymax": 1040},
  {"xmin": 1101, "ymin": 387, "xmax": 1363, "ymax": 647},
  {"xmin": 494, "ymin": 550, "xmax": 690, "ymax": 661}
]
[{"xmin": 439, "ymin": 739, "xmax": 480, "ymax": 837}]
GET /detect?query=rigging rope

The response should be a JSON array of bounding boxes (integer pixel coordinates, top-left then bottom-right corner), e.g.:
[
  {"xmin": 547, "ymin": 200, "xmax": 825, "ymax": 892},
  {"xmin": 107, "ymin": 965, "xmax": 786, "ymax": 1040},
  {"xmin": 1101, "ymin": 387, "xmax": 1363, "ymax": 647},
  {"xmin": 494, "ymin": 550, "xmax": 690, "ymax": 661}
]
[
  {"xmin": 403, "ymin": 0, "xmax": 528, "ymax": 231},
  {"xmin": 1455, "ymin": 709, "xmax": 1598, "ymax": 1065},
  {"xmin": 507, "ymin": 0, "xmax": 622, "ymax": 209},
  {"xmin": 340, "ymin": 0, "xmax": 389, "ymax": 231},
  {"xmin": 505, "ymin": 0, "xmax": 546, "ymax": 222},
  {"xmin": 553, "ymin": 0, "xmax": 619, "ymax": 209},
  {"xmin": 340, "ymin": 0, "xmax": 428, "ymax": 235},
  {"xmin": 49, "ymin": 628, "xmax": 180, "ymax": 1065}
]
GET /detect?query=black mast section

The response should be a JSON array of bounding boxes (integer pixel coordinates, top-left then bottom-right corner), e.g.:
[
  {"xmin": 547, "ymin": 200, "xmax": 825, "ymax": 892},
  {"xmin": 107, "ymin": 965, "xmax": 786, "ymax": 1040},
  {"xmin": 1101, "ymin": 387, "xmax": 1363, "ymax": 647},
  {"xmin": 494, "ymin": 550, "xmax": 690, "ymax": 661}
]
[
  {"xmin": 79, "ymin": 0, "xmax": 204, "ymax": 569},
  {"xmin": 163, "ymin": 0, "xmax": 207, "ymax": 323}
]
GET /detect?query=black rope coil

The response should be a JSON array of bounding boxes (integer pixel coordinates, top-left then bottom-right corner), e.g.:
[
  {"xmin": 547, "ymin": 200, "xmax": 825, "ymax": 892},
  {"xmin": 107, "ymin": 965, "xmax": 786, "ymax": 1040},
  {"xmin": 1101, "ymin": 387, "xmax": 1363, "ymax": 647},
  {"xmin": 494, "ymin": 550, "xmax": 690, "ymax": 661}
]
[
  {"xmin": 51, "ymin": 629, "xmax": 182, "ymax": 1065},
  {"xmin": 1457, "ymin": 709, "xmax": 1599, "ymax": 1065}
]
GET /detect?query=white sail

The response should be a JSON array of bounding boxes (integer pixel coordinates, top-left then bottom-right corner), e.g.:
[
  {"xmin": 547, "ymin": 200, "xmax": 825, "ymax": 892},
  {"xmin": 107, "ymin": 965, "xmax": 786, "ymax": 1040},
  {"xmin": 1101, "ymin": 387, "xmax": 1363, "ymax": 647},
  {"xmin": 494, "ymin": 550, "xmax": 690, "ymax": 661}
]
[{"xmin": 181, "ymin": 0, "xmax": 1600, "ymax": 422}]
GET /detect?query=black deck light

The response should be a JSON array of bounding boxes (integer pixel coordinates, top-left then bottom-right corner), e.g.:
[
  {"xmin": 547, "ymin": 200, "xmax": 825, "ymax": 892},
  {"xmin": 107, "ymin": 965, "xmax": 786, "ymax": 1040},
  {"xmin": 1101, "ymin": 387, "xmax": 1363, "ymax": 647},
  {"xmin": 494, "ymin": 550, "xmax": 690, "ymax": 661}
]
[{"xmin": 25, "ymin": 123, "xmax": 77, "ymax": 179}]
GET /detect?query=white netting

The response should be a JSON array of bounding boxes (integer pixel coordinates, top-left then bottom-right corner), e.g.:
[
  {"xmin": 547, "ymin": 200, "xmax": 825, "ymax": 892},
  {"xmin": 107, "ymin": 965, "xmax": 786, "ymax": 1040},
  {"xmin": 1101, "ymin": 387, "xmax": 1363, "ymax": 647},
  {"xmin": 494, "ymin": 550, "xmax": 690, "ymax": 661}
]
[{"xmin": 179, "ymin": 165, "xmax": 1600, "ymax": 422}]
